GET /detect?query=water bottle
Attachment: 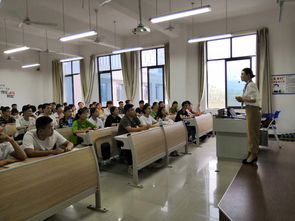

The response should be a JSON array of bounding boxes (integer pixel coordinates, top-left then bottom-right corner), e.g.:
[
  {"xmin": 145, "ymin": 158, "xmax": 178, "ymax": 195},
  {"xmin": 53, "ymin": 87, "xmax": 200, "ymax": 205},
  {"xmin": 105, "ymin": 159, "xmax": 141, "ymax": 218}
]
[
  {"xmin": 68, "ymin": 118, "xmax": 73, "ymax": 127},
  {"xmin": 159, "ymin": 120, "xmax": 163, "ymax": 127}
]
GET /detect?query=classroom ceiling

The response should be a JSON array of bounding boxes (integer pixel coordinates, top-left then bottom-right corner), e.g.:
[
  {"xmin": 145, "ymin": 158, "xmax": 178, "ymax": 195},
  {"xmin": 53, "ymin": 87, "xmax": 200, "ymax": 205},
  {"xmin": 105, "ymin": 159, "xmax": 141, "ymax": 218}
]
[{"xmin": 0, "ymin": 0, "xmax": 277, "ymax": 50}]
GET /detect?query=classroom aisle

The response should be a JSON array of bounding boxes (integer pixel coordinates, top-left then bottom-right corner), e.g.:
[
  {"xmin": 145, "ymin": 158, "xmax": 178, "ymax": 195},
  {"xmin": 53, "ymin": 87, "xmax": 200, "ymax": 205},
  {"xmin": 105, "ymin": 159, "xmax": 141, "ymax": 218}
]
[{"xmin": 48, "ymin": 137, "xmax": 241, "ymax": 221}]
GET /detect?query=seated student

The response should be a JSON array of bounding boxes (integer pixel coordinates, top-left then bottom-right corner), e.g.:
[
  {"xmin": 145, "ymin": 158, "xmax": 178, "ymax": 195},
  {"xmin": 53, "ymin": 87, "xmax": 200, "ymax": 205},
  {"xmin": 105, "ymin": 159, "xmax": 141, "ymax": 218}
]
[
  {"xmin": 63, "ymin": 102, "xmax": 68, "ymax": 107},
  {"xmin": 135, "ymin": 100, "xmax": 145, "ymax": 116},
  {"xmin": 151, "ymin": 102, "xmax": 159, "ymax": 118},
  {"xmin": 139, "ymin": 103, "xmax": 158, "ymax": 127},
  {"xmin": 89, "ymin": 107, "xmax": 104, "ymax": 129},
  {"xmin": 30, "ymin": 105, "xmax": 37, "ymax": 117},
  {"xmin": 125, "ymin": 99, "xmax": 132, "ymax": 105},
  {"xmin": 104, "ymin": 101, "xmax": 113, "ymax": 116},
  {"xmin": 71, "ymin": 107, "xmax": 97, "ymax": 145},
  {"xmin": 96, "ymin": 102, "xmax": 104, "ymax": 116},
  {"xmin": 15, "ymin": 105, "xmax": 36, "ymax": 140},
  {"xmin": 11, "ymin": 104, "xmax": 18, "ymax": 110},
  {"xmin": 38, "ymin": 103, "xmax": 58, "ymax": 128},
  {"xmin": 78, "ymin": 101, "xmax": 85, "ymax": 110},
  {"xmin": 0, "ymin": 106, "xmax": 16, "ymax": 127},
  {"xmin": 0, "ymin": 129, "xmax": 27, "ymax": 166},
  {"xmin": 22, "ymin": 116, "xmax": 73, "ymax": 157},
  {"xmin": 156, "ymin": 107, "xmax": 172, "ymax": 122},
  {"xmin": 117, "ymin": 104, "xmax": 150, "ymax": 175},
  {"xmin": 59, "ymin": 106, "xmax": 74, "ymax": 128},
  {"xmin": 118, "ymin": 101, "xmax": 124, "ymax": 115},
  {"xmin": 105, "ymin": 106, "xmax": 121, "ymax": 127},
  {"xmin": 51, "ymin": 102, "xmax": 57, "ymax": 114},
  {"xmin": 185, "ymin": 100, "xmax": 201, "ymax": 116},
  {"xmin": 68, "ymin": 104, "xmax": 76, "ymax": 116},
  {"xmin": 35, "ymin": 104, "xmax": 43, "ymax": 116},
  {"xmin": 11, "ymin": 108, "xmax": 20, "ymax": 120},
  {"xmin": 169, "ymin": 101, "xmax": 179, "ymax": 115},
  {"xmin": 54, "ymin": 104, "xmax": 64, "ymax": 124},
  {"xmin": 175, "ymin": 101, "xmax": 196, "ymax": 143}
]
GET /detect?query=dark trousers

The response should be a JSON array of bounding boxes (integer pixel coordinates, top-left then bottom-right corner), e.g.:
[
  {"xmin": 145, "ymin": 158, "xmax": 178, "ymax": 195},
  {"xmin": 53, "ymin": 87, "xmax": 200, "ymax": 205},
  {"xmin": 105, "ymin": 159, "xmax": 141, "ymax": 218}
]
[
  {"xmin": 187, "ymin": 126, "xmax": 196, "ymax": 140},
  {"xmin": 117, "ymin": 141, "xmax": 132, "ymax": 165}
]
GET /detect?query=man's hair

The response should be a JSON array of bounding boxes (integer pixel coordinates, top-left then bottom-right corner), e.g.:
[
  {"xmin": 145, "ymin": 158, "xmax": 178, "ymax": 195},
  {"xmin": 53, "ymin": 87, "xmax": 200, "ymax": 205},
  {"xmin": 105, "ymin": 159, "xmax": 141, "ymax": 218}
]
[
  {"xmin": 139, "ymin": 100, "xmax": 144, "ymax": 104},
  {"xmin": 106, "ymin": 101, "xmax": 113, "ymax": 106},
  {"xmin": 172, "ymin": 101, "xmax": 178, "ymax": 105},
  {"xmin": 36, "ymin": 116, "xmax": 53, "ymax": 130},
  {"xmin": 89, "ymin": 107, "xmax": 97, "ymax": 116},
  {"xmin": 182, "ymin": 101, "xmax": 188, "ymax": 107},
  {"xmin": 11, "ymin": 108, "xmax": 19, "ymax": 115},
  {"xmin": 125, "ymin": 99, "xmax": 131, "ymax": 104},
  {"xmin": 11, "ymin": 104, "xmax": 17, "ymax": 107},
  {"xmin": 56, "ymin": 104, "xmax": 63, "ymax": 110},
  {"xmin": 152, "ymin": 102, "xmax": 158, "ymax": 109},
  {"xmin": 63, "ymin": 106, "xmax": 72, "ymax": 113},
  {"xmin": 42, "ymin": 103, "xmax": 51, "ymax": 109},
  {"xmin": 119, "ymin": 101, "xmax": 123, "ymax": 104},
  {"xmin": 63, "ymin": 102, "xmax": 68, "ymax": 106},
  {"xmin": 78, "ymin": 101, "xmax": 83, "ymax": 105},
  {"xmin": 142, "ymin": 103, "xmax": 150, "ymax": 114},
  {"xmin": 30, "ymin": 105, "xmax": 36, "ymax": 113},
  {"xmin": 1, "ymin": 106, "xmax": 10, "ymax": 112},
  {"xmin": 110, "ymin": 106, "xmax": 117, "ymax": 114},
  {"xmin": 51, "ymin": 102, "xmax": 56, "ymax": 105},
  {"xmin": 124, "ymin": 104, "xmax": 134, "ymax": 114},
  {"xmin": 22, "ymin": 105, "xmax": 32, "ymax": 113},
  {"xmin": 75, "ymin": 107, "xmax": 89, "ymax": 120},
  {"xmin": 38, "ymin": 104, "xmax": 43, "ymax": 109}
]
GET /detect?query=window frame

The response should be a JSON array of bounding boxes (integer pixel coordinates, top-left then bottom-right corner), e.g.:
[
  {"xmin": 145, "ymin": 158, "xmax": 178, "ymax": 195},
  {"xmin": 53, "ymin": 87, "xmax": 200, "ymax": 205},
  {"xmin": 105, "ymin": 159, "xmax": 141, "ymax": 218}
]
[
  {"xmin": 206, "ymin": 33, "xmax": 256, "ymax": 109},
  {"xmin": 140, "ymin": 47, "xmax": 165, "ymax": 104},
  {"xmin": 63, "ymin": 61, "xmax": 80, "ymax": 105},
  {"xmin": 97, "ymin": 55, "xmax": 122, "ymax": 107}
]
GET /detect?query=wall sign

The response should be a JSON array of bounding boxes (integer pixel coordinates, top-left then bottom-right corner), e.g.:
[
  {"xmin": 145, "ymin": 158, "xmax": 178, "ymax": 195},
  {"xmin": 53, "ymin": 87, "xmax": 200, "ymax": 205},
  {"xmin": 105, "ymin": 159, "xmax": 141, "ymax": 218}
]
[
  {"xmin": 0, "ymin": 83, "xmax": 16, "ymax": 98},
  {"xmin": 272, "ymin": 74, "xmax": 295, "ymax": 95}
]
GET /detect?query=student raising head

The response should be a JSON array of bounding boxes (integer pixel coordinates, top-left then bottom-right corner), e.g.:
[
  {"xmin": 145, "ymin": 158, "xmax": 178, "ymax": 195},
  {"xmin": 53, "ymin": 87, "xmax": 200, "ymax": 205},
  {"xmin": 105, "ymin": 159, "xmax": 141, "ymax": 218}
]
[
  {"xmin": 89, "ymin": 107, "xmax": 104, "ymax": 129},
  {"xmin": 59, "ymin": 106, "xmax": 74, "ymax": 128},
  {"xmin": 105, "ymin": 106, "xmax": 121, "ymax": 127},
  {"xmin": 139, "ymin": 103, "xmax": 158, "ymax": 127},
  {"xmin": 0, "ymin": 106, "xmax": 16, "ymax": 126}
]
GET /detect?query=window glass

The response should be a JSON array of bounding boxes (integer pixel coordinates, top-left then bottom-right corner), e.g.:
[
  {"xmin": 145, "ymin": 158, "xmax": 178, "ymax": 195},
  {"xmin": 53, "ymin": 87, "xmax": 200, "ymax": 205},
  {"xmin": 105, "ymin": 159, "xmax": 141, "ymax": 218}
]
[
  {"xmin": 226, "ymin": 59, "xmax": 251, "ymax": 107},
  {"xmin": 63, "ymin": 62, "xmax": 71, "ymax": 75},
  {"xmin": 99, "ymin": 73, "xmax": 112, "ymax": 107},
  {"xmin": 142, "ymin": 68, "xmax": 148, "ymax": 103},
  {"xmin": 142, "ymin": 49, "xmax": 157, "ymax": 67},
  {"xmin": 98, "ymin": 56, "xmax": 110, "ymax": 71},
  {"xmin": 207, "ymin": 60, "xmax": 225, "ymax": 108},
  {"xmin": 149, "ymin": 67, "xmax": 164, "ymax": 104},
  {"xmin": 207, "ymin": 39, "xmax": 230, "ymax": 60},
  {"xmin": 111, "ymin": 54, "xmax": 121, "ymax": 70},
  {"xmin": 232, "ymin": 35, "xmax": 256, "ymax": 57},
  {"xmin": 157, "ymin": 48, "xmax": 165, "ymax": 65},
  {"xmin": 112, "ymin": 70, "xmax": 125, "ymax": 106},
  {"xmin": 64, "ymin": 76, "xmax": 73, "ymax": 104},
  {"xmin": 73, "ymin": 75, "xmax": 83, "ymax": 106},
  {"xmin": 72, "ymin": 60, "xmax": 80, "ymax": 74}
]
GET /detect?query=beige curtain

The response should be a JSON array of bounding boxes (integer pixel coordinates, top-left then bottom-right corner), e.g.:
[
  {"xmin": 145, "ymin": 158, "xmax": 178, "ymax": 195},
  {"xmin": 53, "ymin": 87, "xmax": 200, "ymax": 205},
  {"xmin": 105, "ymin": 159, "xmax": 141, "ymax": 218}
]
[
  {"xmin": 84, "ymin": 55, "xmax": 96, "ymax": 105},
  {"xmin": 256, "ymin": 27, "xmax": 272, "ymax": 113},
  {"xmin": 164, "ymin": 43, "xmax": 170, "ymax": 103},
  {"xmin": 120, "ymin": 51, "xmax": 139, "ymax": 101},
  {"xmin": 52, "ymin": 60, "xmax": 63, "ymax": 104},
  {"xmin": 79, "ymin": 59, "xmax": 87, "ymax": 103},
  {"xmin": 197, "ymin": 42, "xmax": 205, "ymax": 112}
]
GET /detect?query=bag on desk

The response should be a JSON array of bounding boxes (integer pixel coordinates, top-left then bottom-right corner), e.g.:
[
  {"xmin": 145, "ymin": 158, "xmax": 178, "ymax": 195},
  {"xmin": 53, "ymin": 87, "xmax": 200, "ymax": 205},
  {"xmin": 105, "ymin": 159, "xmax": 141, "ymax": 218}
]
[{"xmin": 101, "ymin": 142, "xmax": 111, "ymax": 160}]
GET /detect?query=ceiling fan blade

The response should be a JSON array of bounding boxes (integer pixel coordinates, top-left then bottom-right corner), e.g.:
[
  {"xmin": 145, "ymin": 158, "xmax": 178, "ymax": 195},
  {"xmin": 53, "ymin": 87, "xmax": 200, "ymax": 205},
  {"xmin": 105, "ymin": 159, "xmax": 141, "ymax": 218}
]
[
  {"xmin": 30, "ymin": 21, "xmax": 58, "ymax": 26},
  {"xmin": 99, "ymin": 0, "xmax": 111, "ymax": 7}
]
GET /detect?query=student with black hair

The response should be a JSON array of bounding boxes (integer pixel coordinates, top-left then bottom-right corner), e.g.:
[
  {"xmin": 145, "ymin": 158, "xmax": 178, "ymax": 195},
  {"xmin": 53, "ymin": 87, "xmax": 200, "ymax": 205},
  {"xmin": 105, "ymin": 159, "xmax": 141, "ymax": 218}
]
[
  {"xmin": 135, "ymin": 100, "xmax": 145, "ymax": 116},
  {"xmin": 105, "ymin": 106, "xmax": 121, "ymax": 127},
  {"xmin": 169, "ymin": 101, "xmax": 178, "ymax": 114},
  {"xmin": 15, "ymin": 105, "xmax": 36, "ymax": 139},
  {"xmin": 89, "ymin": 108, "xmax": 104, "ymax": 129},
  {"xmin": 11, "ymin": 108, "xmax": 20, "ymax": 120},
  {"xmin": 63, "ymin": 102, "xmax": 68, "ymax": 107},
  {"xmin": 117, "ymin": 104, "xmax": 150, "ymax": 175},
  {"xmin": 38, "ymin": 103, "xmax": 58, "ymax": 128},
  {"xmin": 11, "ymin": 104, "xmax": 17, "ymax": 110},
  {"xmin": 71, "ymin": 108, "xmax": 97, "ymax": 145},
  {"xmin": 51, "ymin": 102, "xmax": 57, "ymax": 113},
  {"xmin": 22, "ymin": 116, "xmax": 73, "ymax": 157},
  {"xmin": 151, "ymin": 102, "xmax": 159, "ymax": 118},
  {"xmin": 0, "ymin": 106, "xmax": 15, "ymax": 126},
  {"xmin": 125, "ymin": 100, "xmax": 132, "ymax": 105},
  {"xmin": 59, "ymin": 106, "xmax": 74, "ymax": 128},
  {"xmin": 0, "ymin": 128, "xmax": 27, "ymax": 166},
  {"xmin": 139, "ymin": 103, "xmax": 158, "ymax": 127},
  {"xmin": 54, "ymin": 104, "xmax": 64, "ymax": 124},
  {"xmin": 30, "ymin": 105, "xmax": 37, "ymax": 115},
  {"xmin": 78, "ymin": 102, "xmax": 85, "ymax": 110},
  {"xmin": 118, "ymin": 101, "xmax": 124, "ymax": 115},
  {"xmin": 104, "ymin": 101, "xmax": 113, "ymax": 116},
  {"xmin": 35, "ymin": 104, "xmax": 43, "ymax": 116}
]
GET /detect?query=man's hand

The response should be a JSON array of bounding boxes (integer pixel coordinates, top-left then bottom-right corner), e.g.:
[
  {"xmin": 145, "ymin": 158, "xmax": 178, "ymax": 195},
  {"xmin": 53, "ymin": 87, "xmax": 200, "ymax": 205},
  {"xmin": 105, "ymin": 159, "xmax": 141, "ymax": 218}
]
[
  {"xmin": 0, "ymin": 133, "xmax": 11, "ymax": 142},
  {"xmin": 64, "ymin": 146, "xmax": 73, "ymax": 152},
  {"xmin": 52, "ymin": 148, "xmax": 65, "ymax": 155},
  {"xmin": 0, "ymin": 158, "xmax": 17, "ymax": 167},
  {"xmin": 235, "ymin": 96, "xmax": 243, "ymax": 102}
]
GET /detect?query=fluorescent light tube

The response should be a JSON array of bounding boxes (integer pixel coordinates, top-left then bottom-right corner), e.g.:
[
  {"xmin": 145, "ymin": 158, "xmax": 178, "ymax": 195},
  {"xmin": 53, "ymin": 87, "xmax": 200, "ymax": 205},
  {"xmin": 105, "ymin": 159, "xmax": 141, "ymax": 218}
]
[
  {"xmin": 4, "ymin": 46, "xmax": 30, "ymax": 54},
  {"xmin": 150, "ymin": 5, "xmax": 211, "ymax": 23},
  {"xmin": 188, "ymin": 34, "xmax": 232, "ymax": 43},
  {"xmin": 59, "ymin": 30, "xmax": 97, "ymax": 42},
  {"xmin": 112, "ymin": 47, "xmax": 143, "ymax": 54},
  {"xmin": 21, "ymin": 63, "xmax": 40, "ymax": 69},
  {"xmin": 60, "ymin": 56, "xmax": 84, "ymax": 62}
]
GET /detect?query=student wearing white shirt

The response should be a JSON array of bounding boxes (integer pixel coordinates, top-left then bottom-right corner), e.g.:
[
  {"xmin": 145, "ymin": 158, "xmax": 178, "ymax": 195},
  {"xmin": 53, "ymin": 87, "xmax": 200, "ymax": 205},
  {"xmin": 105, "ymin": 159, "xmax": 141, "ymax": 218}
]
[
  {"xmin": 139, "ymin": 103, "xmax": 159, "ymax": 127},
  {"xmin": 0, "ymin": 128, "xmax": 27, "ymax": 166},
  {"xmin": 54, "ymin": 104, "xmax": 64, "ymax": 124},
  {"xmin": 104, "ymin": 101, "xmax": 113, "ymax": 116},
  {"xmin": 89, "ymin": 108, "xmax": 104, "ymax": 129},
  {"xmin": 16, "ymin": 105, "xmax": 36, "ymax": 139},
  {"xmin": 235, "ymin": 68, "xmax": 261, "ymax": 164},
  {"xmin": 22, "ymin": 116, "xmax": 73, "ymax": 157}
]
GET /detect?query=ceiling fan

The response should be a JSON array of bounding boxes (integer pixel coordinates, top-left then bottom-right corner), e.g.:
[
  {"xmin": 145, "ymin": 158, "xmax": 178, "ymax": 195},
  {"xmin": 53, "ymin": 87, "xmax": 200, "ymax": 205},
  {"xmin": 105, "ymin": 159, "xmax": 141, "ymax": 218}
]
[
  {"xmin": 132, "ymin": 0, "xmax": 150, "ymax": 34},
  {"xmin": 277, "ymin": 0, "xmax": 295, "ymax": 22},
  {"xmin": 19, "ymin": 0, "xmax": 58, "ymax": 28},
  {"xmin": 99, "ymin": 0, "xmax": 112, "ymax": 7}
]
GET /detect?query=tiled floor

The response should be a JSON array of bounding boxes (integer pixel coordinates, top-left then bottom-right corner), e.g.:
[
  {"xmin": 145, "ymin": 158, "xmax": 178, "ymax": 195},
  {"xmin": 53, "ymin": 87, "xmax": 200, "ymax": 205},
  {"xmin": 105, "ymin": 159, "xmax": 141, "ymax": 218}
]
[{"xmin": 48, "ymin": 137, "xmax": 241, "ymax": 221}]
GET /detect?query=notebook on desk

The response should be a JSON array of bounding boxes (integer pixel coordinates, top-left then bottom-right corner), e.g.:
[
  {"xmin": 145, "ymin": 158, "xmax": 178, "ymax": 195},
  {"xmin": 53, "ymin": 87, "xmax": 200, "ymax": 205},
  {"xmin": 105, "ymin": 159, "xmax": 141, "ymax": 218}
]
[{"xmin": 228, "ymin": 108, "xmax": 246, "ymax": 120}]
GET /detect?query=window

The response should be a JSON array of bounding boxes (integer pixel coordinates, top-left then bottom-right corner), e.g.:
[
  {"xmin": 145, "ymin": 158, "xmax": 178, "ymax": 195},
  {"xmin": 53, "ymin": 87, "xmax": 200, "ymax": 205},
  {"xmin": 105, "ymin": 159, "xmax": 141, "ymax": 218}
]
[
  {"xmin": 62, "ymin": 60, "xmax": 83, "ymax": 105},
  {"xmin": 97, "ymin": 54, "xmax": 125, "ymax": 107},
  {"xmin": 206, "ymin": 34, "xmax": 257, "ymax": 108},
  {"xmin": 141, "ymin": 48, "xmax": 165, "ymax": 104}
]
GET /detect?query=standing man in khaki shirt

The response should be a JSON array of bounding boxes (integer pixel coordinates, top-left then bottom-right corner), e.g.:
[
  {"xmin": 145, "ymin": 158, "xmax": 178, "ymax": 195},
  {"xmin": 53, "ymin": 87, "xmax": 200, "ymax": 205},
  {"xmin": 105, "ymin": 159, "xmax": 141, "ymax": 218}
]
[{"xmin": 236, "ymin": 68, "xmax": 261, "ymax": 164}]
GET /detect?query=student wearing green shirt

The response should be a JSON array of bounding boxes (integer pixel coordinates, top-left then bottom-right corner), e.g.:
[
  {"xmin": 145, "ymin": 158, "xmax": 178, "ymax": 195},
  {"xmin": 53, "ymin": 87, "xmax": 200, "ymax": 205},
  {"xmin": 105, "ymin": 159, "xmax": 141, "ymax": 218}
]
[
  {"xmin": 71, "ymin": 107, "xmax": 97, "ymax": 145},
  {"xmin": 150, "ymin": 102, "xmax": 159, "ymax": 118},
  {"xmin": 169, "ymin": 101, "xmax": 178, "ymax": 115}
]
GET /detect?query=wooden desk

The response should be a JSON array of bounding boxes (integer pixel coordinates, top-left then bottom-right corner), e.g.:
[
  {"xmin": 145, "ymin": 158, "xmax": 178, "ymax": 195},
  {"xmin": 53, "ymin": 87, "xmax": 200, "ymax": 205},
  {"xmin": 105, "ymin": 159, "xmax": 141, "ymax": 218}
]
[{"xmin": 219, "ymin": 141, "xmax": 295, "ymax": 221}]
